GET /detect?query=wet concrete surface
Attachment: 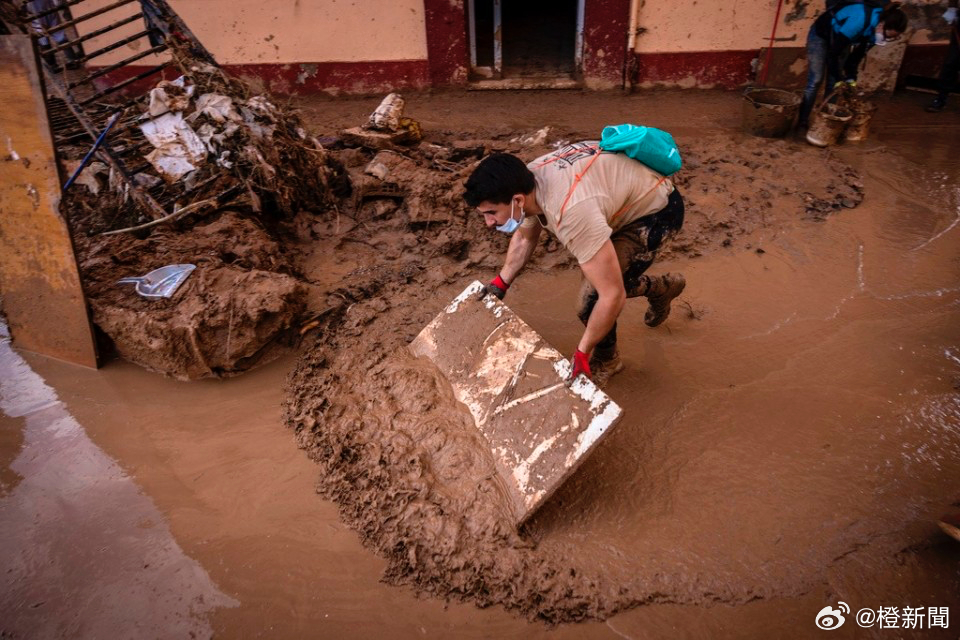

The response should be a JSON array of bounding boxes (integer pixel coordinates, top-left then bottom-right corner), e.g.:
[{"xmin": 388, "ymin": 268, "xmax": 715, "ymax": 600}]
[
  {"xmin": 1, "ymin": 89, "xmax": 958, "ymax": 638},
  {"xmin": 0, "ymin": 323, "xmax": 237, "ymax": 638}
]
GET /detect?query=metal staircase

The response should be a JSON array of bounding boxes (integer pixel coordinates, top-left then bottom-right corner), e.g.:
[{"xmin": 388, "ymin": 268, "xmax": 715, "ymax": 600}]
[{"xmin": 1, "ymin": 0, "xmax": 219, "ymax": 222}]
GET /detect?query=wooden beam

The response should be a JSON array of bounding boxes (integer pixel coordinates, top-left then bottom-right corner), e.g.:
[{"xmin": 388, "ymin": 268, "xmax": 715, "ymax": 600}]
[{"xmin": 0, "ymin": 35, "xmax": 98, "ymax": 368}]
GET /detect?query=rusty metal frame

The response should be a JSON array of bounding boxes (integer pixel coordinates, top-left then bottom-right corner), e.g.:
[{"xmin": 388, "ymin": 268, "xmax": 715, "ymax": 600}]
[
  {"xmin": 4, "ymin": 0, "xmax": 224, "ymax": 223},
  {"xmin": 42, "ymin": 11, "xmax": 141, "ymax": 56}
]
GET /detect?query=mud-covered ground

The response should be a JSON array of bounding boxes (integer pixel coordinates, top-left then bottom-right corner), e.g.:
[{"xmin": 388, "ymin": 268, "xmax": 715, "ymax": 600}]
[
  {"xmin": 63, "ymin": 86, "xmax": 863, "ymax": 383},
  {"xmin": 282, "ymin": 95, "xmax": 873, "ymax": 621},
  {"xmin": 70, "ymin": 88, "xmax": 888, "ymax": 621},
  {"xmin": 7, "ymin": 89, "xmax": 957, "ymax": 638},
  {"xmin": 70, "ymin": 209, "xmax": 306, "ymax": 378}
]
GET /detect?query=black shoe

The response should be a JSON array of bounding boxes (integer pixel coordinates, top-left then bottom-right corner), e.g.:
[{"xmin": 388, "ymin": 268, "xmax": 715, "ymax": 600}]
[{"xmin": 926, "ymin": 96, "xmax": 947, "ymax": 113}]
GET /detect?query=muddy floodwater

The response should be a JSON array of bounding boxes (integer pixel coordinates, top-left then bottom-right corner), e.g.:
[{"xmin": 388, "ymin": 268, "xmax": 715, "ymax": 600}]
[{"xmin": 1, "ymin": 90, "xmax": 958, "ymax": 638}]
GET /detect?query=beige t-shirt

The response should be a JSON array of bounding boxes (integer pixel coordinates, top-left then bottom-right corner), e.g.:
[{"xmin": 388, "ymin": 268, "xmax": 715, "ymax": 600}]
[{"xmin": 522, "ymin": 141, "xmax": 674, "ymax": 264}]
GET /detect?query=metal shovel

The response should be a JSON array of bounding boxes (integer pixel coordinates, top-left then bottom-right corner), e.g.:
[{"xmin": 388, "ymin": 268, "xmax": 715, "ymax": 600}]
[{"xmin": 117, "ymin": 264, "xmax": 196, "ymax": 299}]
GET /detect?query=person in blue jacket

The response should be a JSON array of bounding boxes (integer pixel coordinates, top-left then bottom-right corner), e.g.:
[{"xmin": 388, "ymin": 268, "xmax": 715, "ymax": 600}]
[{"xmin": 799, "ymin": 1, "xmax": 908, "ymax": 127}]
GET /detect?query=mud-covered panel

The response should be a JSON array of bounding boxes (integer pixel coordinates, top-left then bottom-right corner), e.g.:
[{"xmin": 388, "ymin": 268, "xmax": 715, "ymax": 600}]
[
  {"xmin": 410, "ymin": 281, "xmax": 622, "ymax": 524},
  {"xmin": 859, "ymin": 37, "xmax": 910, "ymax": 94},
  {"xmin": 0, "ymin": 36, "xmax": 97, "ymax": 368}
]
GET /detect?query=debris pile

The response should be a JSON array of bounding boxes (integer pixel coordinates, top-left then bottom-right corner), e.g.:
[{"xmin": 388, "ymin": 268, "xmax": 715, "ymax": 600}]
[
  {"xmin": 60, "ymin": 49, "xmax": 348, "ymax": 379},
  {"xmin": 340, "ymin": 92, "xmax": 423, "ymax": 150},
  {"xmin": 67, "ymin": 51, "xmax": 345, "ymax": 235}
]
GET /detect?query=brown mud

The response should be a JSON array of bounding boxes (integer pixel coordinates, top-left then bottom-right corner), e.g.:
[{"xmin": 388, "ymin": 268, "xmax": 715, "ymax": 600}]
[
  {"xmin": 282, "ymin": 97, "xmax": 886, "ymax": 622},
  {"xmin": 63, "ymin": 82, "xmax": 862, "ymax": 383},
  {"xmin": 37, "ymin": 89, "xmax": 959, "ymax": 632},
  {"xmin": 70, "ymin": 210, "xmax": 306, "ymax": 379},
  {"xmin": 58, "ymin": 56, "xmax": 342, "ymax": 380}
]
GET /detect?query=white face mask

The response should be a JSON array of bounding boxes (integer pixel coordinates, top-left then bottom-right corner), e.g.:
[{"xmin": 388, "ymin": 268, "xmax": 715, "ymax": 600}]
[
  {"xmin": 495, "ymin": 199, "xmax": 525, "ymax": 234},
  {"xmin": 875, "ymin": 26, "xmax": 901, "ymax": 46}
]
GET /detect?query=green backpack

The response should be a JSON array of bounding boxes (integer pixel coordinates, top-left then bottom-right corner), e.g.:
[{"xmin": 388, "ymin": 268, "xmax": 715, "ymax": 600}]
[{"xmin": 598, "ymin": 124, "xmax": 682, "ymax": 176}]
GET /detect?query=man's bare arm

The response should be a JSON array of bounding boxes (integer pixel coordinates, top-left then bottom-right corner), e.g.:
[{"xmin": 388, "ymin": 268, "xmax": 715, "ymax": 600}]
[
  {"xmin": 499, "ymin": 222, "xmax": 542, "ymax": 284},
  {"xmin": 576, "ymin": 240, "xmax": 626, "ymax": 356}
]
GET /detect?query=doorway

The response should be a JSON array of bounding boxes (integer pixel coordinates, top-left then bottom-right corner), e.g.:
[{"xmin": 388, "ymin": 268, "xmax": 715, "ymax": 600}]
[{"xmin": 468, "ymin": 0, "xmax": 582, "ymax": 83}]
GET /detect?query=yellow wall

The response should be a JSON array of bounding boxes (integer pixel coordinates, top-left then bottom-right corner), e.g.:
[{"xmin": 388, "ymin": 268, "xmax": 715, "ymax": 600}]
[
  {"xmin": 69, "ymin": 0, "xmax": 950, "ymax": 85},
  {"xmin": 634, "ymin": 0, "xmax": 804, "ymax": 53},
  {"xmin": 633, "ymin": 0, "xmax": 946, "ymax": 54},
  {"xmin": 76, "ymin": 0, "xmax": 428, "ymax": 66}
]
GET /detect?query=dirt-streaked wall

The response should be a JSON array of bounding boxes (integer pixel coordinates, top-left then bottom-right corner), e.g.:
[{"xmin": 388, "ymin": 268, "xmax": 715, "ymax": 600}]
[
  {"xmin": 70, "ymin": 0, "xmax": 952, "ymax": 93},
  {"xmin": 633, "ymin": 0, "xmax": 945, "ymax": 54},
  {"xmin": 629, "ymin": 0, "xmax": 951, "ymax": 88},
  {"xmin": 635, "ymin": 0, "xmax": 808, "ymax": 54},
  {"xmin": 77, "ymin": 0, "xmax": 427, "ymax": 65}
]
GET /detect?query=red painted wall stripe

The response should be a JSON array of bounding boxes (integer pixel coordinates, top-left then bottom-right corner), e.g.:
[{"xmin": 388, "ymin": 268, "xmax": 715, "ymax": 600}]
[
  {"xmin": 630, "ymin": 50, "xmax": 758, "ymax": 90},
  {"xmin": 91, "ymin": 60, "xmax": 431, "ymax": 97},
  {"xmin": 582, "ymin": 0, "xmax": 632, "ymax": 85},
  {"xmin": 87, "ymin": 44, "xmax": 949, "ymax": 96}
]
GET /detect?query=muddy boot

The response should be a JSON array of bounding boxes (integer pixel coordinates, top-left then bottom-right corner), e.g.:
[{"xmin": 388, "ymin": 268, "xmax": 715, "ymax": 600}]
[
  {"xmin": 644, "ymin": 273, "xmax": 686, "ymax": 327},
  {"xmin": 589, "ymin": 346, "xmax": 624, "ymax": 388}
]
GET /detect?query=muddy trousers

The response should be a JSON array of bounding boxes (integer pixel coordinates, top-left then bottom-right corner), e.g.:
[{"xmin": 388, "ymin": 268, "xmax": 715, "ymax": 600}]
[
  {"xmin": 799, "ymin": 28, "xmax": 838, "ymax": 126},
  {"xmin": 935, "ymin": 27, "xmax": 960, "ymax": 103},
  {"xmin": 576, "ymin": 187, "xmax": 685, "ymax": 358}
]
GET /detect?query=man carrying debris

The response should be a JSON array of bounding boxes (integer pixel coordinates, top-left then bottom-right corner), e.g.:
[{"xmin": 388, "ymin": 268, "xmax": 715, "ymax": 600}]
[{"xmin": 463, "ymin": 143, "xmax": 685, "ymax": 385}]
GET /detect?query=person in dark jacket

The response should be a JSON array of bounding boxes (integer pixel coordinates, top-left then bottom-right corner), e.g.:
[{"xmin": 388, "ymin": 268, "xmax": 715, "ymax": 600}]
[{"xmin": 799, "ymin": 1, "xmax": 909, "ymax": 126}]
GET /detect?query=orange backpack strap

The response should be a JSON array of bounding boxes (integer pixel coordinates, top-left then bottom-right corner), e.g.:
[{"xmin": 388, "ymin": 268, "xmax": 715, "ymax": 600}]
[
  {"xmin": 609, "ymin": 176, "xmax": 668, "ymax": 225},
  {"xmin": 556, "ymin": 151, "xmax": 602, "ymax": 225}
]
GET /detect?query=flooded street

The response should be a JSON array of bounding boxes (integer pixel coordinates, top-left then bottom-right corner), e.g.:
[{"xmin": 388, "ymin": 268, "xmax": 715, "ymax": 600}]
[
  {"xmin": 1, "ymin": 90, "xmax": 958, "ymax": 638},
  {"xmin": 510, "ymin": 127, "xmax": 960, "ymax": 610}
]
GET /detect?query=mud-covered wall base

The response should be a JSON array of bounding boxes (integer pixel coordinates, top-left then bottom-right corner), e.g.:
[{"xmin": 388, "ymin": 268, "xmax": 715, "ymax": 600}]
[
  {"xmin": 423, "ymin": 0, "xmax": 469, "ymax": 86},
  {"xmin": 89, "ymin": 43, "xmax": 952, "ymax": 96},
  {"xmin": 627, "ymin": 43, "xmax": 952, "ymax": 92},
  {"xmin": 582, "ymin": 0, "xmax": 632, "ymax": 89},
  {"xmin": 629, "ymin": 50, "xmax": 757, "ymax": 90},
  {"xmin": 762, "ymin": 43, "xmax": 952, "ymax": 90},
  {"xmin": 90, "ymin": 61, "xmax": 432, "ymax": 97}
]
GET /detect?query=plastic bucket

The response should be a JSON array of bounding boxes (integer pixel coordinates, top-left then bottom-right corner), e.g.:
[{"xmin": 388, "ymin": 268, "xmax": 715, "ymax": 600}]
[
  {"xmin": 742, "ymin": 88, "xmax": 801, "ymax": 138},
  {"xmin": 843, "ymin": 100, "xmax": 877, "ymax": 142},
  {"xmin": 805, "ymin": 103, "xmax": 852, "ymax": 147}
]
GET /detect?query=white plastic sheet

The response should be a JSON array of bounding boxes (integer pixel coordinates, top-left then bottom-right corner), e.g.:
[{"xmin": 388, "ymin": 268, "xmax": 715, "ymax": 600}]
[
  {"xmin": 139, "ymin": 112, "xmax": 207, "ymax": 181},
  {"xmin": 147, "ymin": 76, "xmax": 195, "ymax": 117},
  {"xmin": 189, "ymin": 93, "xmax": 241, "ymax": 124}
]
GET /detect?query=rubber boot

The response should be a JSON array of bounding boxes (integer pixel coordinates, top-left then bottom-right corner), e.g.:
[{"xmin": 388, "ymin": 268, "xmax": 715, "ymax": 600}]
[
  {"xmin": 644, "ymin": 273, "xmax": 686, "ymax": 327},
  {"xmin": 589, "ymin": 345, "xmax": 624, "ymax": 388}
]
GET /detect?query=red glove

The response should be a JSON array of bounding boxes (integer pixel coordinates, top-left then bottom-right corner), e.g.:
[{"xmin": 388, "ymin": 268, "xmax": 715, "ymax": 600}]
[
  {"xmin": 569, "ymin": 349, "xmax": 591, "ymax": 381},
  {"xmin": 485, "ymin": 274, "xmax": 510, "ymax": 300}
]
